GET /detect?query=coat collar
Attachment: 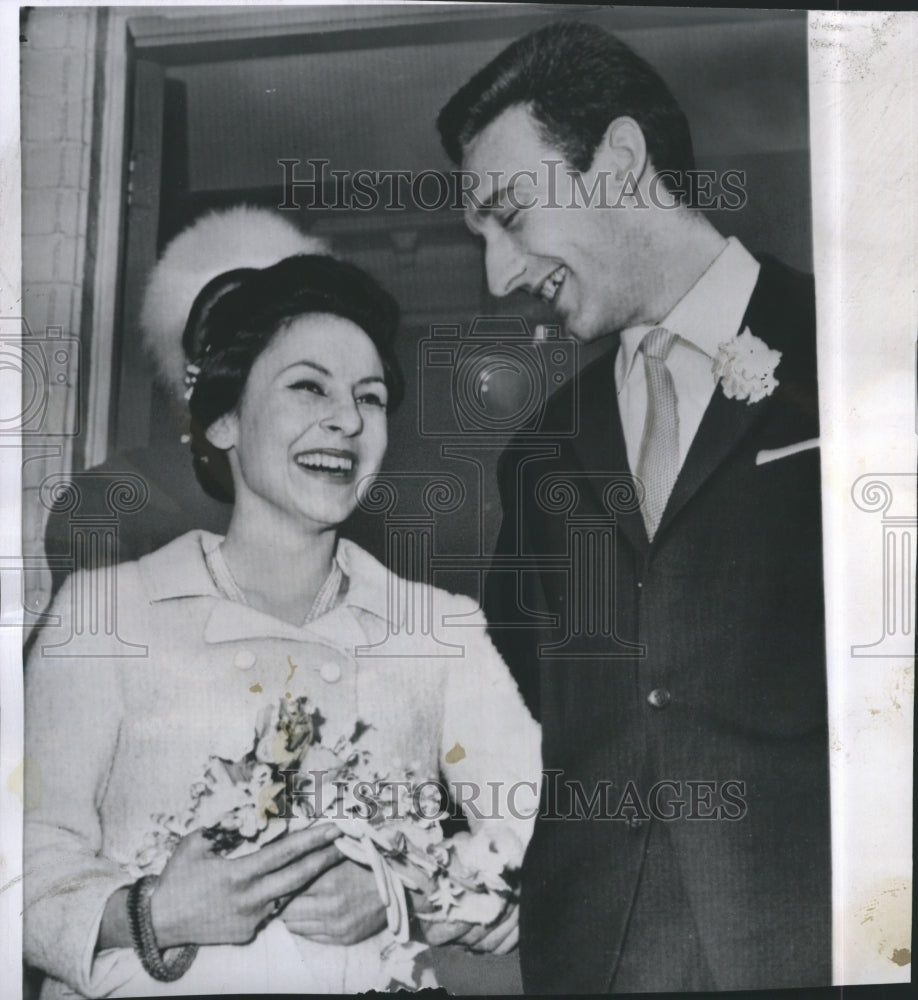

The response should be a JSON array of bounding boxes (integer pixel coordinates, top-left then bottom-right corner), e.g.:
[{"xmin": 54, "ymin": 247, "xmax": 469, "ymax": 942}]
[{"xmin": 137, "ymin": 530, "xmax": 401, "ymax": 643}]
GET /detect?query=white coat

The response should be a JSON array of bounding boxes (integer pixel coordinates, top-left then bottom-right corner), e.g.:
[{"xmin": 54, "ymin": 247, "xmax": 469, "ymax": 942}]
[{"xmin": 24, "ymin": 530, "xmax": 541, "ymax": 997}]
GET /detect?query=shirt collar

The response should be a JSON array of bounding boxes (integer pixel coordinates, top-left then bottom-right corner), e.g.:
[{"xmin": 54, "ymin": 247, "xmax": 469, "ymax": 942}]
[
  {"xmin": 617, "ymin": 236, "xmax": 761, "ymax": 382},
  {"xmin": 139, "ymin": 530, "xmax": 401, "ymax": 633}
]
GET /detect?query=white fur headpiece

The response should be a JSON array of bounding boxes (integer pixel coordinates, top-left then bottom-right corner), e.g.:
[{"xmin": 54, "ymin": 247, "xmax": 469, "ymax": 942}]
[{"xmin": 139, "ymin": 205, "xmax": 330, "ymax": 399}]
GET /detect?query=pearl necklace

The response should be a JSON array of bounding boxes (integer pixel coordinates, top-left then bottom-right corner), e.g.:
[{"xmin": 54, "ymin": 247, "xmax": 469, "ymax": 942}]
[{"xmin": 204, "ymin": 543, "xmax": 344, "ymax": 625}]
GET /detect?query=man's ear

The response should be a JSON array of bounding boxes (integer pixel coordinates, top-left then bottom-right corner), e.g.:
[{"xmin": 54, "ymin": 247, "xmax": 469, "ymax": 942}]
[
  {"xmin": 205, "ymin": 412, "xmax": 238, "ymax": 451},
  {"xmin": 597, "ymin": 116, "xmax": 648, "ymax": 183}
]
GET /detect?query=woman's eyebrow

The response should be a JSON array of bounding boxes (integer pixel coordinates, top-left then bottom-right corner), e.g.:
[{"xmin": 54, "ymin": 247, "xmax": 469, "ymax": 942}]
[
  {"xmin": 281, "ymin": 361, "xmax": 385, "ymax": 385},
  {"xmin": 281, "ymin": 360, "xmax": 330, "ymax": 376}
]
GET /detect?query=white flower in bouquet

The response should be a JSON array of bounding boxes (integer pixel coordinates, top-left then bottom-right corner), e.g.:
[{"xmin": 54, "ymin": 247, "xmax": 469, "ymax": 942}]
[
  {"xmin": 133, "ymin": 694, "xmax": 328, "ymax": 866},
  {"xmin": 133, "ymin": 823, "xmax": 183, "ymax": 875},
  {"xmin": 132, "ymin": 693, "xmax": 522, "ymax": 990},
  {"xmin": 187, "ymin": 757, "xmax": 286, "ymax": 854},
  {"xmin": 450, "ymin": 827, "xmax": 523, "ymax": 887},
  {"xmin": 253, "ymin": 696, "xmax": 322, "ymax": 769},
  {"xmin": 435, "ymin": 878, "xmax": 506, "ymax": 926},
  {"xmin": 416, "ymin": 827, "xmax": 521, "ymax": 926}
]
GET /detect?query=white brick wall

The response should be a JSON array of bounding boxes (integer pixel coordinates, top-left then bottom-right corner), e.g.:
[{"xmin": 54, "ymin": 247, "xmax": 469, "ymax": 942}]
[
  {"xmin": 20, "ymin": 7, "xmax": 99, "ymax": 619},
  {"xmin": 21, "ymin": 140, "xmax": 88, "ymax": 189}
]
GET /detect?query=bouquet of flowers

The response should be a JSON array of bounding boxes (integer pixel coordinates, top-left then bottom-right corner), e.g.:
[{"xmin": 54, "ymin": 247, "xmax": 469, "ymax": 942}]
[{"xmin": 132, "ymin": 693, "xmax": 521, "ymax": 989}]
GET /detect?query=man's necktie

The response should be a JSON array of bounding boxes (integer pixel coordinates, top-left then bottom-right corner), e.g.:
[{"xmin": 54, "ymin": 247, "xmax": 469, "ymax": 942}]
[{"xmin": 636, "ymin": 327, "xmax": 679, "ymax": 541}]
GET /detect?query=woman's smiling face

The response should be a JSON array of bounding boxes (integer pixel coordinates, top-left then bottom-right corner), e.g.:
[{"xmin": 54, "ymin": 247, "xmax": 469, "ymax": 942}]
[{"xmin": 209, "ymin": 312, "xmax": 389, "ymax": 531}]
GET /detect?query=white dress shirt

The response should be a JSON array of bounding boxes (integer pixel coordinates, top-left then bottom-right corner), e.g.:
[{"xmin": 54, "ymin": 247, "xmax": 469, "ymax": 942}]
[{"xmin": 615, "ymin": 236, "xmax": 761, "ymax": 475}]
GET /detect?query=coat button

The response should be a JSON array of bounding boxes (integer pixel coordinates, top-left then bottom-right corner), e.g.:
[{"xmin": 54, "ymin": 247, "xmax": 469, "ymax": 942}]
[
  {"xmin": 628, "ymin": 815, "xmax": 647, "ymax": 829},
  {"xmin": 319, "ymin": 660, "xmax": 342, "ymax": 684},
  {"xmin": 647, "ymin": 687, "xmax": 671, "ymax": 709},
  {"xmin": 233, "ymin": 649, "xmax": 256, "ymax": 670}
]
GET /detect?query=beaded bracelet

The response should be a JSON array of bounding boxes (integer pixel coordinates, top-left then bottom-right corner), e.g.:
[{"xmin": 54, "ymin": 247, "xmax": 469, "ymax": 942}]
[{"xmin": 126, "ymin": 875, "xmax": 199, "ymax": 982}]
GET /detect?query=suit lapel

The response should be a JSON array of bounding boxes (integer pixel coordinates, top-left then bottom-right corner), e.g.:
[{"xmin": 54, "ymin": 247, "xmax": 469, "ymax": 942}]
[
  {"xmin": 559, "ymin": 256, "xmax": 813, "ymax": 552},
  {"xmin": 653, "ymin": 255, "xmax": 811, "ymax": 542},
  {"xmin": 567, "ymin": 348, "xmax": 649, "ymax": 556},
  {"xmin": 655, "ymin": 389, "xmax": 768, "ymax": 538}
]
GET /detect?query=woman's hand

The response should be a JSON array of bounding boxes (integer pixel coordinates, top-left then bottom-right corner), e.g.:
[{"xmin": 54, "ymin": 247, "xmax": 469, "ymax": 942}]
[
  {"xmin": 416, "ymin": 900, "xmax": 520, "ymax": 955},
  {"xmin": 146, "ymin": 824, "xmax": 343, "ymax": 948},
  {"xmin": 278, "ymin": 858, "xmax": 387, "ymax": 944}
]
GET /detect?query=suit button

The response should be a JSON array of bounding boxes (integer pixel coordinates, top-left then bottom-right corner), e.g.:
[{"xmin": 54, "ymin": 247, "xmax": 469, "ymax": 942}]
[
  {"xmin": 647, "ymin": 687, "xmax": 671, "ymax": 709},
  {"xmin": 233, "ymin": 650, "xmax": 256, "ymax": 670},
  {"xmin": 319, "ymin": 660, "xmax": 342, "ymax": 683},
  {"xmin": 628, "ymin": 815, "xmax": 646, "ymax": 829}
]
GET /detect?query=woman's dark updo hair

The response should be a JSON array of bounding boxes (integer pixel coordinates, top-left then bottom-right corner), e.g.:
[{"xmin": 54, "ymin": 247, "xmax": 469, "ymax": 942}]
[{"xmin": 182, "ymin": 254, "xmax": 403, "ymax": 503}]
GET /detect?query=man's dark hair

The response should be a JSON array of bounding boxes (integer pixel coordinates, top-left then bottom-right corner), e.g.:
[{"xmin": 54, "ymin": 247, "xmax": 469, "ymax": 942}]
[
  {"xmin": 183, "ymin": 254, "xmax": 403, "ymax": 503},
  {"xmin": 437, "ymin": 20, "xmax": 695, "ymax": 185}
]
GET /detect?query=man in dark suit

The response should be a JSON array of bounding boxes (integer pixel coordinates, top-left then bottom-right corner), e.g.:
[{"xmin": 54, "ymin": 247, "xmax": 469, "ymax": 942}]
[{"xmin": 437, "ymin": 21, "xmax": 829, "ymax": 992}]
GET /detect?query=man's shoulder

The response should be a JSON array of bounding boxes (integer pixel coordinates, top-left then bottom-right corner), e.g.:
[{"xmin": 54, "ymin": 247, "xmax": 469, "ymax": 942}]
[
  {"xmin": 752, "ymin": 253, "xmax": 815, "ymax": 306},
  {"xmin": 749, "ymin": 253, "xmax": 815, "ymax": 322},
  {"xmin": 746, "ymin": 253, "xmax": 817, "ymax": 379}
]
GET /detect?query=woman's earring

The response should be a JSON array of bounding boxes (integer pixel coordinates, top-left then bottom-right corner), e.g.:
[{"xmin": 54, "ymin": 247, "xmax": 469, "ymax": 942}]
[{"xmin": 205, "ymin": 414, "xmax": 237, "ymax": 451}]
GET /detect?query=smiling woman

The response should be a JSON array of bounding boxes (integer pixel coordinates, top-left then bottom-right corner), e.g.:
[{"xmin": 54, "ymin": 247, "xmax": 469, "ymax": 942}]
[
  {"xmin": 181, "ymin": 253, "xmax": 402, "ymax": 508},
  {"xmin": 180, "ymin": 254, "xmax": 400, "ymax": 626},
  {"xmin": 22, "ymin": 208, "xmax": 541, "ymax": 997}
]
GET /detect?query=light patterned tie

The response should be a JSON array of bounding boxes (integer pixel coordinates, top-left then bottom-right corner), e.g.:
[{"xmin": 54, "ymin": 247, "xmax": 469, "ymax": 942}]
[{"xmin": 636, "ymin": 327, "xmax": 679, "ymax": 541}]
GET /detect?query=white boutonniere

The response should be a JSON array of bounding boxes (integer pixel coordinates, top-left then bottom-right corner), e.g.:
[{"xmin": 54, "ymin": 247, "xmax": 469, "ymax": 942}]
[{"xmin": 712, "ymin": 327, "xmax": 782, "ymax": 404}]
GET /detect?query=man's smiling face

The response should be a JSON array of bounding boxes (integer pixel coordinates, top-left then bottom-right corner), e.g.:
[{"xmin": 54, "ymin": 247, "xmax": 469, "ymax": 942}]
[{"xmin": 462, "ymin": 104, "xmax": 651, "ymax": 343}]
